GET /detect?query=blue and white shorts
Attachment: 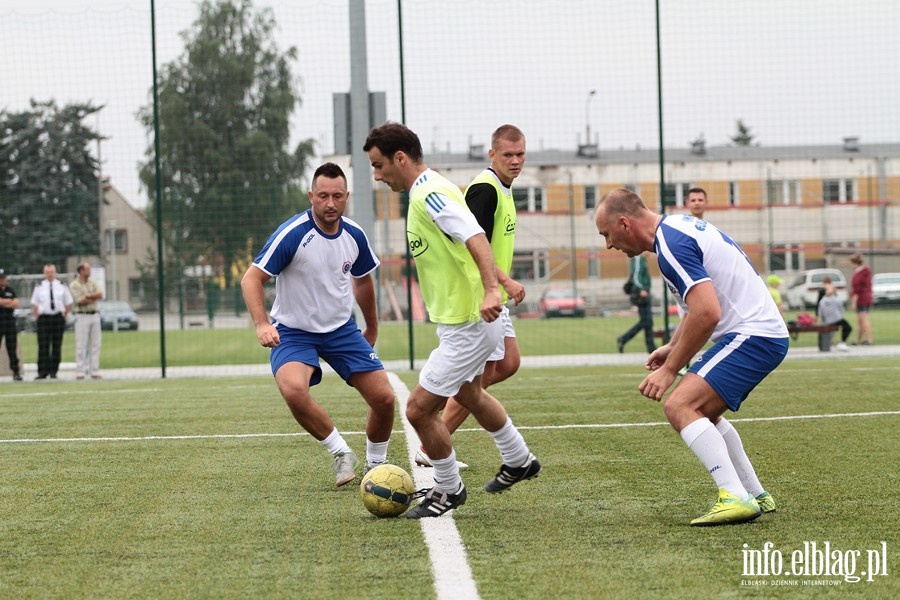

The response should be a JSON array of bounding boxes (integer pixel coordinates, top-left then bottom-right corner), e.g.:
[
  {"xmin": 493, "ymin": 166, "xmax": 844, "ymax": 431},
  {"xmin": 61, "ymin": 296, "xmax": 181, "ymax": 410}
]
[
  {"xmin": 270, "ymin": 318, "xmax": 383, "ymax": 386},
  {"xmin": 418, "ymin": 318, "xmax": 503, "ymax": 397},
  {"xmin": 689, "ymin": 333, "xmax": 789, "ymax": 411}
]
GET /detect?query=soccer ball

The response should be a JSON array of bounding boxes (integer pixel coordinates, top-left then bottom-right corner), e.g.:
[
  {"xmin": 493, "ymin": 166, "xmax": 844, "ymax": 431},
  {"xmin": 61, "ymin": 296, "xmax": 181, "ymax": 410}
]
[{"xmin": 360, "ymin": 463, "xmax": 416, "ymax": 518}]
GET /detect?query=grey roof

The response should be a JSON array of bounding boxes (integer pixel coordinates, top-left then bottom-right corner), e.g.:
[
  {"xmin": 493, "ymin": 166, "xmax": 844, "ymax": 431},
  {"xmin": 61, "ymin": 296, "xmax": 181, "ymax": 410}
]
[{"xmin": 428, "ymin": 142, "xmax": 900, "ymax": 169}]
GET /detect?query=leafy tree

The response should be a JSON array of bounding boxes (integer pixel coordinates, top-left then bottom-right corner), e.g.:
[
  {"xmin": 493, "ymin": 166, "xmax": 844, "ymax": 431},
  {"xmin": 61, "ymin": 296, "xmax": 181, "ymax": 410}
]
[
  {"xmin": 731, "ymin": 119, "xmax": 756, "ymax": 146},
  {"xmin": 138, "ymin": 0, "xmax": 315, "ymax": 288},
  {"xmin": 0, "ymin": 100, "xmax": 102, "ymax": 274}
]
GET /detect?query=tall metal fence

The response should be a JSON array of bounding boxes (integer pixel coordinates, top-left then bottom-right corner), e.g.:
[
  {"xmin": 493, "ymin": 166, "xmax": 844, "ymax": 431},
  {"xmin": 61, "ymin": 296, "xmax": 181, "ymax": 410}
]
[{"xmin": 2, "ymin": 0, "xmax": 898, "ymax": 374}]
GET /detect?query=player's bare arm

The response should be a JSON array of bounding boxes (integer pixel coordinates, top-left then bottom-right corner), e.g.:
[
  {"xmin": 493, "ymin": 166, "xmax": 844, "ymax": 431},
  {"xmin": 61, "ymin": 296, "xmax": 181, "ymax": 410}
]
[
  {"xmin": 646, "ymin": 318, "xmax": 687, "ymax": 371},
  {"xmin": 352, "ymin": 274, "xmax": 379, "ymax": 347},
  {"xmin": 497, "ymin": 268, "xmax": 525, "ymax": 305},
  {"xmin": 465, "ymin": 233, "xmax": 502, "ymax": 322},
  {"xmin": 240, "ymin": 265, "xmax": 280, "ymax": 348},
  {"xmin": 639, "ymin": 282, "xmax": 719, "ymax": 401}
]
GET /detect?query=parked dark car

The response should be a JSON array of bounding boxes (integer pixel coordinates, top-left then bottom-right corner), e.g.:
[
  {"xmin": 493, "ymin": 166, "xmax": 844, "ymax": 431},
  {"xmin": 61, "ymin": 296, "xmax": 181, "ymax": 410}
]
[
  {"xmin": 99, "ymin": 301, "xmax": 139, "ymax": 331},
  {"xmin": 14, "ymin": 305, "xmax": 32, "ymax": 332},
  {"xmin": 538, "ymin": 288, "xmax": 587, "ymax": 318},
  {"xmin": 14, "ymin": 300, "xmax": 74, "ymax": 332}
]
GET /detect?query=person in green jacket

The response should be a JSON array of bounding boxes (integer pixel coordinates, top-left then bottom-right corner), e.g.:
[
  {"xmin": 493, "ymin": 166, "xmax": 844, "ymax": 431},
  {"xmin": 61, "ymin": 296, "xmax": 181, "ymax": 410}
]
[{"xmin": 617, "ymin": 253, "xmax": 656, "ymax": 353}]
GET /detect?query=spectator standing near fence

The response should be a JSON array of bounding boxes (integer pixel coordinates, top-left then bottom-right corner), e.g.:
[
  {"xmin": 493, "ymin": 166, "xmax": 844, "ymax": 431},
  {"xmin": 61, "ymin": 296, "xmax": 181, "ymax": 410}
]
[
  {"xmin": 817, "ymin": 282, "xmax": 851, "ymax": 352},
  {"xmin": 241, "ymin": 162, "xmax": 395, "ymax": 488},
  {"xmin": 31, "ymin": 264, "xmax": 73, "ymax": 380},
  {"xmin": 364, "ymin": 121, "xmax": 541, "ymax": 519},
  {"xmin": 849, "ymin": 253, "xmax": 873, "ymax": 345},
  {"xmin": 69, "ymin": 262, "xmax": 104, "ymax": 380},
  {"xmin": 415, "ymin": 124, "xmax": 527, "ymax": 470},
  {"xmin": 0, "ymin": 269, "xmax": 23, "ymax": 381},
  {"xmin": 594, "ymin": 189, "xmax": 788, "ymax": 526},
  {"xmin": 617, "ymin": 253, "xmax": 656, "ymax": 353}
]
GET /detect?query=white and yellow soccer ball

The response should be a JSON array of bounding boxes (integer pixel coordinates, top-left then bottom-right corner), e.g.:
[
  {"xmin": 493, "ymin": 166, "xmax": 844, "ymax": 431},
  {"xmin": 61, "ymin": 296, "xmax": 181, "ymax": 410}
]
[{"xmin": 360, "ymin": 464, "xmax": 416, "ymax": 518}]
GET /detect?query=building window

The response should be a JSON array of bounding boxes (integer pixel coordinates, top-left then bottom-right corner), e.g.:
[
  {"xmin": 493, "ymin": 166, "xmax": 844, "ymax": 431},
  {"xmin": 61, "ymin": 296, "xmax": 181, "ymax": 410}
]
[
  {"xmin": 587, "ymin": 247, "xmax": 600, "ymax": 279},
  {"xmin": 769, "ymin": 244, "xmax": 803, "ymax": 272},
  {"xmin": 511, "ymin": 250, "xmax": 549, "ymax": 281},
  {"xmin": 728, "ymin": 181, "xmax": 739, "ymax": 207},
  {"xmin": 129, "ymin": 278, "xmax": 145, "ymax": 300},
  {"xmin": 662, "ymin": 183, "xmax": 690, "ymax": 208},
  {"xmin": 533, "ymin": 187, "xmax": 545, "ymax": 212},
  {"xmin": 512, "ymin": 187, "xmax": 546, "ymax": 213},
  {"xmin": 766, "ymin": 179, "xmax": 800, "ymax": 205},
  {"xmin": 584, "ymin": 185, "xmax": 598, "ymax": 211},
  {"xmin": 823, "ymin": 178, "xmax": 855, "ymax": 204},
  {"xmin": 107, "ymin": 228, "xmax": 128, "ymax": 254},
  {"xmin": 512, "ymin": 188, "xmax": 529, "ymax": 212}
]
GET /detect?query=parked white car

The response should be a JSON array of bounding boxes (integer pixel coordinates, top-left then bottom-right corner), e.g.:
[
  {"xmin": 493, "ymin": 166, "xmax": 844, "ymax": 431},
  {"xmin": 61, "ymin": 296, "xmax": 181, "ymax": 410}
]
[
  {"xmin": 872, "ymin": 272, "xmax": 900, "ymax": 305},
  {"xmin": 784, "ymin": 268, "xmax": 848, "ymax": 309}
]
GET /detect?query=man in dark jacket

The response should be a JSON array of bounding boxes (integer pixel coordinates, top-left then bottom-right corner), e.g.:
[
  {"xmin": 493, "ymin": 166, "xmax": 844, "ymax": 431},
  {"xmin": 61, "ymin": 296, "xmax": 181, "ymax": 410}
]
[{"xmin": 0, "ymin": 269, "xmax": 23, "ymax": 380}]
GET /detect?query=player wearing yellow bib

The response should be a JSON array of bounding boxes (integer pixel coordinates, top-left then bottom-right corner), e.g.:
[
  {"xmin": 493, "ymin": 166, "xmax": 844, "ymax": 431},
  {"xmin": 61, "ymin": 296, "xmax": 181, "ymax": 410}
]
[
  {"xmin": 364, "ymin": 122, "xmax": 541, "ymax": 519},
  {"xmin": 415, "ymin": 125, "xmax": 527, "ymax": 470}
]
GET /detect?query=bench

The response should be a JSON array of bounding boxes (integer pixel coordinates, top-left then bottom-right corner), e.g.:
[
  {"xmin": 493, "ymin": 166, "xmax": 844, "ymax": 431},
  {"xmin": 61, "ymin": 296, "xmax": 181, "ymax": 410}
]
[
  {"xmin": 786, "ymin": 323, "xmax": 839, "ymax": 351},
  {"xmin": 653, "ymin": 324, "xmax": 840, "ymax": 351}
]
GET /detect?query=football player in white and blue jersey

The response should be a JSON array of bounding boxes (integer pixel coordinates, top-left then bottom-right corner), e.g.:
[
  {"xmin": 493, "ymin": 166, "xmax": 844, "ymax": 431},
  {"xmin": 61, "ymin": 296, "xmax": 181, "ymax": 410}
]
[
  {"xmin": 241, "ymin": 162, "xmax": 394, "ymax": 488},
  {"xmin": 595, "ymin": 189, "xmax": 788, "ymax": 526}
]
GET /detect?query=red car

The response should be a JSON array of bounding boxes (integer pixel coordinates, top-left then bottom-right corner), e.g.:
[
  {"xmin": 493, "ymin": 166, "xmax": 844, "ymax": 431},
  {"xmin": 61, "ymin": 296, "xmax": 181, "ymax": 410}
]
[{"xmin": 538, "ymin": 288, "xmax": 586, "ymax": 318}]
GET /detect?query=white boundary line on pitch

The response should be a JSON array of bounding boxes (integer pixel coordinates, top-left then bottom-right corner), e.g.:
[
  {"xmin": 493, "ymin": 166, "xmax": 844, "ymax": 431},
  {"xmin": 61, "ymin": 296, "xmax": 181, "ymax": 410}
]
[
  {"xmin": 387, "ymin": 372, "xmax": 481, "ymax": 600},
  {"xmin": 1, "ymin": 410, "xmax": 898, "ymax": 445}
]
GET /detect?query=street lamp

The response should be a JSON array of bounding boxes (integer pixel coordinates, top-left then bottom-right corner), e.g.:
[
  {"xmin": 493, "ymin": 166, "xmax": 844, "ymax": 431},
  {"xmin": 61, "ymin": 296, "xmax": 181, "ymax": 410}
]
[{"xmin": 584, "ymin": 89, "xmax": 597, "ymax": 145}]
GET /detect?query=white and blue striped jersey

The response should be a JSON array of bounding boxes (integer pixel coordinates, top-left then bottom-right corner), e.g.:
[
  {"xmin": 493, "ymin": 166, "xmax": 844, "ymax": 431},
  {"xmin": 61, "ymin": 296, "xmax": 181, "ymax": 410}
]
[
  {"xmin": 655, "ymin": 214, "xmax": 788, "ymax": 341},
  {"xmin": 252, "ymin": 209, "xmax": 379, "ymax": 333}
]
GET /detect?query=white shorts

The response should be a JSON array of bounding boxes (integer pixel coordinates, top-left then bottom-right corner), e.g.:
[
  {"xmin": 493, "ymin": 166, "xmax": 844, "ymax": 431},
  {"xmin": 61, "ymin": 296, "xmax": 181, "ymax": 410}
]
[
  {"xmin": 418, "ymin": 318, "xmax": 503, "ymax": 397},
  {"xmin": 488, "ymin": 306, "xmax": 516, "ymax": 362}
]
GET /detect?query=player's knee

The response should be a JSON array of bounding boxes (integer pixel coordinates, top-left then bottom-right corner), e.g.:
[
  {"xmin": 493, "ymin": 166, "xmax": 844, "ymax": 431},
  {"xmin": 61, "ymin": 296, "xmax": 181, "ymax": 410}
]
[
  {"xmin": 368, "ymin": 389, "xmax": 395, "ymax": 414},
  {"xmin": 661, "ymin": 394, "xmax": 686, "ymax": 425},
  {"xmin": 405, "ymin": 401, "xmax": 427, "ymax": 427},
  {"xmin": 496, "ymin": 359, "xmax": 520, "ymax": 383}
]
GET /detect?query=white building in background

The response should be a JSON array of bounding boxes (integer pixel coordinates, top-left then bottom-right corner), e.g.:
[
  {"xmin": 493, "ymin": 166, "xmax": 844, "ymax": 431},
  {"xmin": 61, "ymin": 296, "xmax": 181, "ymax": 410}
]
[
  {"xmin": 354, "ymin": 139, "xmax": 900, "ymax": 308},
  {"xmin": 65, "ymin": 177, "xmax": 159, "ymax": 309}
]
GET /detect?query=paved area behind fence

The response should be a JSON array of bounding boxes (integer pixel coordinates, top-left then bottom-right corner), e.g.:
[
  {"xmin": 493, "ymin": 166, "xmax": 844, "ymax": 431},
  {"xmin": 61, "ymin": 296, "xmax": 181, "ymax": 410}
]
[{"xmin": 7, "ymin": 344, "xmax": 899, "ymax": 382}]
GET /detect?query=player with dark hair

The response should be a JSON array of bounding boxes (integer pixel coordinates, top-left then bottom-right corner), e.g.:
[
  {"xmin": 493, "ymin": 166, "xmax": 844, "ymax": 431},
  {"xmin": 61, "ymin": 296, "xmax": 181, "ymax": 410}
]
[
  {"xmin": 364, "ymin": 122, "xmax": 541, "ymax": 518},
  {"xmin": 241, "ymin": 162, "xmax": 395, "ymax": 488}
]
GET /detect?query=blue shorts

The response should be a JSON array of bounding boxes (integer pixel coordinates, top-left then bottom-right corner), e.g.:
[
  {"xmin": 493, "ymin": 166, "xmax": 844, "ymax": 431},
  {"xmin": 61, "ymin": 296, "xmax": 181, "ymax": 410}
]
[
  {"xmin": 270, "ymin": 318, "xmax": 384, "ymax": 386},
  {"xmin": 688, "ymin": 333, "xmax": 789, "ymax": 411}
]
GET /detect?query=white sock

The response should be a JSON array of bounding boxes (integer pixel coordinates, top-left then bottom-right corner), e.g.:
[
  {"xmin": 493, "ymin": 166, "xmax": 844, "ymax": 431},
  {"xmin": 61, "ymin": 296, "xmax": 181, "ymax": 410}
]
[
  {"xmin": 715, "ymin": 418, "xmax": 764, "ymax": 497},
  {"xmin": 488, "ymin": 417, "xmax": 530, "ymax": 467},
  {"xmin": 366, "ymin": 439, "xmax": 389, "ymax": 466},
  {"xmin": 680, "ymin": 418, "xmax": 747, "ymax": 498},
  {"xmin": 432, "ymin": 450, "xmax": 463, "ymax": 494},
  {"xmin": 320, "ymin": 428, "xmax": 352, "ymax": 456}
]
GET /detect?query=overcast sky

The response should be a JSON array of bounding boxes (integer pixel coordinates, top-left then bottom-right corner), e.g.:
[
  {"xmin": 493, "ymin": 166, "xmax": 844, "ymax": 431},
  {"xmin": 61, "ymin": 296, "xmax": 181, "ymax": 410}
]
[{"xmin": 3, "ymin": 0, "xmax": 899, "ymax": 209}]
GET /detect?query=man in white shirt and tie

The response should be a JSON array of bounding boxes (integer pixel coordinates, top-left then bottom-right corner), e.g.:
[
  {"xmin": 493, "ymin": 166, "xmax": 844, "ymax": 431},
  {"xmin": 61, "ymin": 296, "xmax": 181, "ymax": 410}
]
[{"xmin": 31, "ymin": 263, "xmax": 73, "ymax": 379}]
